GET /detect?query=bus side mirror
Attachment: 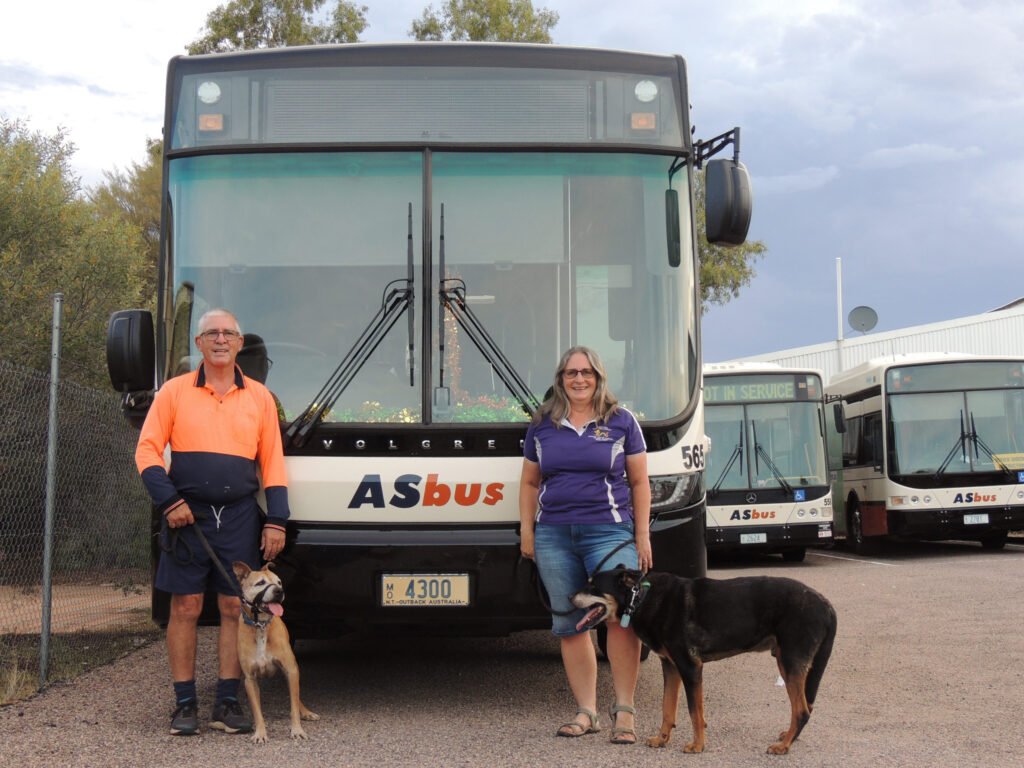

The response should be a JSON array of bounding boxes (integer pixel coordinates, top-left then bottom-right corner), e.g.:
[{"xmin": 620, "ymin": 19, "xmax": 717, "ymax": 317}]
[
  {"xmin": 705, "ymin": 158, "xmax": 752, "ymax": 245},
  {"xmin": 833, "ymin": 402, "xmax": 847, "ymax": 433},
  {"xmin": 107, "ymin": 309, "xmax": 155, "ymax": 429}
]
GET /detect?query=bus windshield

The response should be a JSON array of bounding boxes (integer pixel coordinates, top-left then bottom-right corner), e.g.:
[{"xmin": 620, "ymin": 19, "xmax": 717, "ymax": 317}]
[
  {"xmin": 706, "ymin": 401, "xmax": 828, "ymax": 491},
  {"xmin": 889, "ymin": 389, "xmax": 1024, "ymax": 474},
  {"xmin": 166, "ymin": 150, "xmax": 697, "ymax": 424}
]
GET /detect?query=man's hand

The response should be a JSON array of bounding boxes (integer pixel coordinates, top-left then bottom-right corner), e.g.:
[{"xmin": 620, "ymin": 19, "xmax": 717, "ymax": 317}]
[
  {"xmin": 261, "ymin": 526, "xmax": 286, "ymax": 562},
  {"xmin": 165, "ymin": 503, "xmax": 195, "ymax": 529}
]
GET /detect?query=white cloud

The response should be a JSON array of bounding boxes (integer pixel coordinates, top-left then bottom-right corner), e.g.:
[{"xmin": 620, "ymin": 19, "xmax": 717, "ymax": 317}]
[
  {"xmin": 860, "ymin": 143, "xmax": 983, "ymax": 169},
  {"xmin": 756, "ymin": 165, "xmax": 841, "ymax": 194}
]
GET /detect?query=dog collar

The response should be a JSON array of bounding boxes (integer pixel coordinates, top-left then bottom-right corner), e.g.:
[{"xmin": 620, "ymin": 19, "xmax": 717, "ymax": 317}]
[
  {"xmin": 620, "ymin": 580, "xmax": 650, "ymax": 629},
  {"xmin": 241, "ymin": 603, "xmax": 274, "ymax": 630}
]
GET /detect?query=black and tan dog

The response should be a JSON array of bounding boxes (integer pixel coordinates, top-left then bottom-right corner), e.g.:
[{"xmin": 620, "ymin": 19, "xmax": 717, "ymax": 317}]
[
  {"xmin": 572, "ymin": 568, "xmax": 836, "ymax": 755},
  {"xmin": 232, "ymin": 561, "xmax": 319, "ymax": 743}
]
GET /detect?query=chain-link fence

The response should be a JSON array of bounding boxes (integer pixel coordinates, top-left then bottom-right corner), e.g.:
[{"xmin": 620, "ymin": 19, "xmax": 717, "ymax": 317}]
[{"xmin": 0, "ymin": 356, "xmax": 159, "ymax": 704}]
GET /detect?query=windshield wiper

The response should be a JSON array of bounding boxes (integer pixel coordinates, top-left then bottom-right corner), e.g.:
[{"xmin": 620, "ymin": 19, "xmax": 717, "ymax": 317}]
[
  {"xmin": 436, "ymin": 204, "xmax": 539, "ymax": 416},
  {"xmin": 709, "ymin": 422, "xmax": 744, "ymax": 498},
  {"xmin": 285, "ymin": 205, "xmax": 416, "ymax": 448},
  {"xmin": 933, "ymin": 411, "xmax": 967, "ymax": 480},
  {"xmin": 968, "ymin": 412, "xmax": 1013, "ymax": 475},
  {"xmin": 752, "ymin": 423, "xmax": 792, "ymax": 494}
]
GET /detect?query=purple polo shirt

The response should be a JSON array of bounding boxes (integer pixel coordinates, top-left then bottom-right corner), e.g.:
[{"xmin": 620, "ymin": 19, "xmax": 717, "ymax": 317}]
[{"xmin": 523, "ymin": 407, "xmax": 646, "ymax": 525}]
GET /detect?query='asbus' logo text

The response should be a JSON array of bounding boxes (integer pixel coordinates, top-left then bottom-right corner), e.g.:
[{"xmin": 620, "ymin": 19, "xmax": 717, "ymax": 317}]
[
  {"xmin": 348, "ymin": 474, "xmax": 504, "ymax": 509},
  {"xmin": 952, "ymin": 492, "xmax": 997, "ymax": 503},
  {"xmin": 729, "ymin": 509, "xmax": 777, "ymax": 521}
]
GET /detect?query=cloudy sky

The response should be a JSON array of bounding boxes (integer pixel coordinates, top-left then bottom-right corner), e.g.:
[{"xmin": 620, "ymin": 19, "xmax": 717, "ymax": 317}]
[{"xmin": 2, "ymin": 0, "xmax": 1022, "ymax": 362}]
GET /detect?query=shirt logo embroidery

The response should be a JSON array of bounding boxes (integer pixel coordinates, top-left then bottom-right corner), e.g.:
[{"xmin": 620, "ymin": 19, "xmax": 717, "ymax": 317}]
[{"xmin": 591, "ymin": 426, "xmax": 612, "ymax": 442}]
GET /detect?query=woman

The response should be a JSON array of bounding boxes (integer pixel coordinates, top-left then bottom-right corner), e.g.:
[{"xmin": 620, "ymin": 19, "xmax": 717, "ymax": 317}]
[{"xmin": 519, "ymin": 346, "xmax": 652, "ymax": 744}]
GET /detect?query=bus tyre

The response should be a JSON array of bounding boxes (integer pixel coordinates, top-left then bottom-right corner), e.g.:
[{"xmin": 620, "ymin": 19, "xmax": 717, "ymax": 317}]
[
  {"xmin": 847, "ymin": 501, "xmax": 879, "ymax": 556},
  {"xmin": 980, "ymin": 531, "xmax": 1008, "ymax": 551},
  {"xmin": 596, "ymin": 625, "xmax": 651, "ymax": 662},
  {"xmin": 781, "ymin": 547, "xmax": 806, "ymax": 563}
]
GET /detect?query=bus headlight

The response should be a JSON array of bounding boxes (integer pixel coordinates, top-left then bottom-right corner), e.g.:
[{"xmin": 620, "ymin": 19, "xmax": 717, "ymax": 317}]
[{"xmin": 650, "ymin": 473, "xmax": 697, "ymax": 511}]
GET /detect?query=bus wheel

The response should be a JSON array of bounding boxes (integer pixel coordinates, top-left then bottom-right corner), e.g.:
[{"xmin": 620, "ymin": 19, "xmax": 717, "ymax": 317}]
[
  {"xmin": 847, "ymin": 501, "xmax": 878, "ymax": 555},
  {"xmin": 596, "ymin": 625, "xmax": 651, "ymax": 662},
  {"xmin": 980, "ymin": 531, "xmax": 1008, "ymax": 550},
  {"xmin": 782, "ymin": 548, "xmax": 806, "ymax": 563}
]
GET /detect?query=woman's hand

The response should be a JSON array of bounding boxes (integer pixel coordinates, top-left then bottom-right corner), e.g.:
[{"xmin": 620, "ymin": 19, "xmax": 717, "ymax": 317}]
[
  {"xmin": 520, "ymin": 527, "xmax": 535, "ymax": 560},
  {"xmin": 636, "ymin": 533, "xmax": 653, "ymax": 571}
]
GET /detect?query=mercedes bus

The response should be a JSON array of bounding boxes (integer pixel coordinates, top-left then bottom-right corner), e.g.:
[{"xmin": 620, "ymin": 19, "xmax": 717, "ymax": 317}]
[
  {"xmin": 106, "ymin": 43, "xmax": 753, "ymax": 638},
  {"xmin": 827, "ymin": 354, "xmax": 1024, "ymax": 552},
  {"xmin": 703, "ymin": 363, "xmax": 833, "ymax": 561}
]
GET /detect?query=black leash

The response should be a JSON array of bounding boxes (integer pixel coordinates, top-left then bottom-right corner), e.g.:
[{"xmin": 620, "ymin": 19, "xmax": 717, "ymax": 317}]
[
  {"xmin": 160, "ymin": 509, "xmax": 273, "ymax": 627},
  {"xmin": 532, "ymin": 536, "xmax": 642, "ymax": 616}
]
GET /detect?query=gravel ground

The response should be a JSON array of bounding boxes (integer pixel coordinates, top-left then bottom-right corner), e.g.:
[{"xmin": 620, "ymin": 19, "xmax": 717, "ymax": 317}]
[{"xmin": 4, "ymin": 537, "xmax": 1023, "ymax": 768}]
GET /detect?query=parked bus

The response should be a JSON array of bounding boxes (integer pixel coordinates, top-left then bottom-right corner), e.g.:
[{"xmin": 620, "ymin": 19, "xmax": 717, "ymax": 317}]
[
  {"xmin": 106, "ymin": 43, "xmax": 753, "ymax": 638},
  {"xmin": 702, "ymin": 363, "xmax": 833, "ymax": 561},
  {"xmin": 827, "ymin": 354, "xmax": 1024, "ymax": 552}
]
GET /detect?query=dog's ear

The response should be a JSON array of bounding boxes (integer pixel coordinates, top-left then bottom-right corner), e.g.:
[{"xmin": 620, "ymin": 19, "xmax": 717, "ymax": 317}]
[
  {"xmin": 265, "ymin": 560, "xmax": 276, "ymax": 571},
  {"xmin": 617, "ymin": 565, "xmax": 641, "ymax": 589},
  {"xmin": 232, "ymin": 561, "xmax": 251, "ymax": 580}
]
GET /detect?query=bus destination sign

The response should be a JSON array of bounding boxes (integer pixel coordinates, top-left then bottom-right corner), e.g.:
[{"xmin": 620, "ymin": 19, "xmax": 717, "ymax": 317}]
[{"xmin": 704, "ymin": 374, "xmax": 820, "ymax": 404}]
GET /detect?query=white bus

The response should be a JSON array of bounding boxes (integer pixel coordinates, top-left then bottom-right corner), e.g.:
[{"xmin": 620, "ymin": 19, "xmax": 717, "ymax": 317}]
[
  {"xmin": 703, "ymin": 363, "xmax": 833, "ymax": 561},
  {"xmin": 827, "ymin": 354, "xmax": 1024, "ymax": 552},
  {"xmin": 106, "ymin": 43, "xmax": 753, "ymax": 637}
]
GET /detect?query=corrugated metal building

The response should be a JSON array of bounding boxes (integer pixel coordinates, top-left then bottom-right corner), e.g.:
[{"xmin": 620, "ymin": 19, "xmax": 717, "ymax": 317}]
[{"xmin": 726, "ymin": 300, "xmax": 1024, "ymax": 382}]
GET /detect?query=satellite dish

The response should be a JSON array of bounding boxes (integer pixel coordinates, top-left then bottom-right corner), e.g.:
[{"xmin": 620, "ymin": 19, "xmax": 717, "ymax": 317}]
[{"xmin": 848, "ymin": 305, "xmax": 878, "ymax": 333}]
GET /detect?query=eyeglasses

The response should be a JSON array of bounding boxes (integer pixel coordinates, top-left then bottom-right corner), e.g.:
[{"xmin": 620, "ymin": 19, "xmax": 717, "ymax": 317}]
[
  {"xmin": 199, "ymin": 329, "xmax": 241, "ymax": 341},
  {"xmin": 562, "ymin": 368, "xmax": 596, "ymax": 380}
]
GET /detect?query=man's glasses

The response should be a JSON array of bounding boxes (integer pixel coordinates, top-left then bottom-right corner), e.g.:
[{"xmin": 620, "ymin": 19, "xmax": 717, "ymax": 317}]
[
  {"xmin": 562, "ymin": 368, "xmax": 596, "ymax": 380},
  {"xmin": 199, "ymin": 329, "xmax": 241, "ymax": 341}
]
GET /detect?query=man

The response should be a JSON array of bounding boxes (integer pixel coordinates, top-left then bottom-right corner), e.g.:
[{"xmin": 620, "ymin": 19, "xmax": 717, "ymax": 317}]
[{"xmin": 135, "ymin": 308, "xmax": 289, "ymax": 736}]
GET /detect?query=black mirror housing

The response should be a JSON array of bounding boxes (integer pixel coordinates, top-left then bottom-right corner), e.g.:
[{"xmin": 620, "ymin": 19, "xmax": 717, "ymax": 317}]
[
  {"xmin": 705, "ymin": 158, "xmax": 752, "ymax": 245},
  {"xmin": 107, "ymin": 309, "xmax": 155, "ymax": 392}
]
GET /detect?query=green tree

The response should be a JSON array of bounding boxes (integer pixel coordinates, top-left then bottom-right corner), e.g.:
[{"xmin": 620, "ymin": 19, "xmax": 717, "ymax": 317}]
[
  {"xmin": 410, "ymin": 0, "xmax": 558, "ymax": 42},
  {"xmin": 90, "ymin": 138, "xmax": 162, "ymax": 298},
  {"xmin": 187, "ymin": 0, "xmax": 368, "ymax": 54},
  {"xmin": 0, "ymin": 119, "xmax": 147, "ymax": 387},
  {"xmin": 694, "ymin": 168, "xmax": 766, "ymax": 313}
]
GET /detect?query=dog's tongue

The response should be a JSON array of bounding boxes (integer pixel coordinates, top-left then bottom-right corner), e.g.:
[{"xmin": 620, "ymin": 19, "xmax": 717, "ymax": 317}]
[
  {"xmin": 267, "ymin": 603, "xmax": 284, "ymax": 617},
  {"xmin": 575, "ymin": 607, "xmax": 603, "ymax": 632}
]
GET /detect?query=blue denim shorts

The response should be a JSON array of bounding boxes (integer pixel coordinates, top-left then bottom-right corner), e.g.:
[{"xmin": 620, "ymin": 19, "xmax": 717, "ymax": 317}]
[
  {"xmin": 155, "ymin": 497, "xmax": 262, "ymax": 596},
  {"xmin": 534, "ymin": 522, "xmax": 638, "ymax": 637}
]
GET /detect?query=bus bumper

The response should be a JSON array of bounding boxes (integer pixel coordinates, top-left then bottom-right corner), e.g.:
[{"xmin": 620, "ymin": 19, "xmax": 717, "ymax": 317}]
[
  {"xmin": 151, "ymin": 503, "xmax": 707, "ymax": 636},
  {"xmin": 706, "ymin": 521, "xmax": 833, "ymax": 552},
  {"xmin": 887, "ymin": 506, "xmax": 1024, "ymax": 539}
]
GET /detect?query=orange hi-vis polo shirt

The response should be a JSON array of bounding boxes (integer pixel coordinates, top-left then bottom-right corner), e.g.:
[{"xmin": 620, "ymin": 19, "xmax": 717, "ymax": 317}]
[{"xmin": 135, "ymin": 363, "xmax": 290, "ymax": 528}]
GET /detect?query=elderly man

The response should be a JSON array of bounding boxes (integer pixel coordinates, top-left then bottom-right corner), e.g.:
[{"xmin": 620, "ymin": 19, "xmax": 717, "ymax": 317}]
[{"xmin": 135, "ymin": 308, "xmax": 289, "ymax": 736}]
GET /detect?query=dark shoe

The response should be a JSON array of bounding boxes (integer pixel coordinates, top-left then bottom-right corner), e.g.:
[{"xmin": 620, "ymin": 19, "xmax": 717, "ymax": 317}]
[
  {"xmin": 170, "ymin": 701, "xmax": 199, "ymax": 736},
  {"xmin": 209, "ymin": 698, "xmax": 252, "ymax": 734}
]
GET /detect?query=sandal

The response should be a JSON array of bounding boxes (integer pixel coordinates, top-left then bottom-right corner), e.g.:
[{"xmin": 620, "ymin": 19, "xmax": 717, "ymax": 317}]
[
  {"xmin": 556, "ymin": 707, "xmax": 601, "ymax": 737},
  {"xmin": 608, "ymin": 702, "xmax": 637, "ymax": 745}
]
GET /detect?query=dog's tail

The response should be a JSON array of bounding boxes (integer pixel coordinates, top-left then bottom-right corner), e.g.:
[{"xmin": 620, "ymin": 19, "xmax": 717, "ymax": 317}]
[{"xmin": 805, "ymin": 603, "xmax": 837, "ymax": 708}]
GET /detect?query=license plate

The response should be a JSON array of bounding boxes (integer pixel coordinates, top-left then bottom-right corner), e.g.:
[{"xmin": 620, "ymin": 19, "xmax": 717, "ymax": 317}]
[
  {"xmin": 381, "ymin": 574, "xmax": 470, "ymax": 607},
  {"xmin": 964, "ymin": 513, "xmax": 990, "ymax": 525},
  {"xmin": 740, "ymin": 533, "xmax": 767, "ymax": 545}
]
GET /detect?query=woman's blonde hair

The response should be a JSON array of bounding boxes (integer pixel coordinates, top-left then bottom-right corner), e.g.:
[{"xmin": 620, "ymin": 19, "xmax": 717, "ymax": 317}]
[{"xmin": 535, "ymin": 346, "xmax": 619, "ymax": 426}]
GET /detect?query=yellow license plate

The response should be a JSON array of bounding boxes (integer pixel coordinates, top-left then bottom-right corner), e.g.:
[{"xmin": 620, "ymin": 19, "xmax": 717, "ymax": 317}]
[{"xmin": 381, "ymin": 574, "xmax": 470, "ymax": 607}]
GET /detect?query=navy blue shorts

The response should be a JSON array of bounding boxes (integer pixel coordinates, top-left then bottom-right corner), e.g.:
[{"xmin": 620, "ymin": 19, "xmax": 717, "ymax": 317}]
[
  {"xmin": 156, "ymin": 497, "xmax": 262, "ymax": 596},
  {"xmin": 534, "ymin": 522, "xmax": 638, "ymax": 637}
]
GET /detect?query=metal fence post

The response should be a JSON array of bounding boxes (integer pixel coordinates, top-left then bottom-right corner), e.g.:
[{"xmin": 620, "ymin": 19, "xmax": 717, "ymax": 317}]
[{"xmin": 40, "ymin": 291, "xmax": 64, "ymax": 689}]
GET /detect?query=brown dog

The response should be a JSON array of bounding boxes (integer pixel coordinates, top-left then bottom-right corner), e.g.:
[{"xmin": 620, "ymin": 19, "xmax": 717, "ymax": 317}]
[{"xmin": 232, "ymin": 561, "xmax": 319, "ymax": 743}]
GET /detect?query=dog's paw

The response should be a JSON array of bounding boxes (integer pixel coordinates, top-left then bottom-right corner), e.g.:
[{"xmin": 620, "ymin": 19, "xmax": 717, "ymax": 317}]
[
  {"xmin": 767, "ymin": 742, "xmax": 790, "ymax": 755},
  {"xmin": 301, "ymin": 710, "xmax": 320, "ymax": 721},
  {"xmin": 682, "ymin": 741, "xmax": 705, "ymax": 753},
  {"xmin": 290, "ymin": 726, "xmax": 308, "ymax": 740},
  {"xmin": 250, "ymin": 729, "xmax": 269, "ymax": 744},
  {"xmin": 646, "ymin": 733, "xmax": 670, "ymax": 748}
]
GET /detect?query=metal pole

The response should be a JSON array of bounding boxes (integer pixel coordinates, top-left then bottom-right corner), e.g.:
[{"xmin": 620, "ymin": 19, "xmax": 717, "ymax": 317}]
[
  {"xmin": 40, "ymin": 292, "xmax": 63, "ymax": 689},
  {"xmin": 835, "ymin": 258, "xmax": 844, "ymax": 375}
]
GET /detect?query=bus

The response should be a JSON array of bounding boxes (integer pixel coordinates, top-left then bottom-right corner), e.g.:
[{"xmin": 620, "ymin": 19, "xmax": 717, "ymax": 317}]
[
  {"xmin": 827, "ymin": 354, "xmax": 1024, "ymax": 553},
  {"xmin": 105, "ymin": 43, "xmax": 753, "ymax": 638},
  {"xmin": 702, "ymin": 363, "xmax": 833, "ymax": 561}
]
